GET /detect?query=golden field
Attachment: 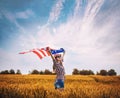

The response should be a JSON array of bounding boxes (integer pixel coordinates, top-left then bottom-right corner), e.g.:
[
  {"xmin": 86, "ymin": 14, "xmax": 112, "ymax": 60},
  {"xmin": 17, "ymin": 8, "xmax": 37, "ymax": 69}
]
[{"xmin": 0, "ymin": 75, "xmax": 120, "ymax": 98}]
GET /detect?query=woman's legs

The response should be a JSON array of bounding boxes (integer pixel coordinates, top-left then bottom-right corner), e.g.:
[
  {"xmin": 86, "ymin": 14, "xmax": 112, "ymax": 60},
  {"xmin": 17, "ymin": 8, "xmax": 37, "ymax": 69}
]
[{"xmin": 54, "ymin": 79, "xmax": 64, "ymax": 91}]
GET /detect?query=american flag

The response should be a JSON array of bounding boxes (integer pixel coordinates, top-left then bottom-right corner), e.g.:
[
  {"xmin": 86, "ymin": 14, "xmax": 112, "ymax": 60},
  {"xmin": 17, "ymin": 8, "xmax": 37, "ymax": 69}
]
[{"xmin": 19, "ymin": 47, "xmax": 50, "ymax": 59}]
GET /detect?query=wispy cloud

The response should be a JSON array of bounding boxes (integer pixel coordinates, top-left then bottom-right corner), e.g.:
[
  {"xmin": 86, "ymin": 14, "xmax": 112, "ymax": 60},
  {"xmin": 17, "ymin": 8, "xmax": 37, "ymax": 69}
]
[
  {"xmin": 48, "ymin": 0, "xmax": 65, "ymax": 23},
  {"xmin": 0, "ymin": 48, "xmax": 20, "ymax": 68},
  {"xmin": 74, "ymin": 0, "xmax": 83, "ymax": 17},
  {"xmin": 19, "ymin": 0, "xmax": 108, "ymax": 54},
  {"xmin": 29, "ymin": 0, "xmax": 119, "ymax": 65},
  {"xmin": 19, "ymin": 0, "xmax": 120, "ymax": 57},
  {"xmin": 1, "ymin": 9, "xmax": 35, "ymax": 34},
  {"xmin": 15, "ymin": 9, "xmax": 35, "ymax": 19},
  {"xmin": 2, "ymin": 10, "xmax": 26, "ymax": 33},
  {"xmin": 84, "ymin": 0, "xmax": 104, "ymax": 21}
]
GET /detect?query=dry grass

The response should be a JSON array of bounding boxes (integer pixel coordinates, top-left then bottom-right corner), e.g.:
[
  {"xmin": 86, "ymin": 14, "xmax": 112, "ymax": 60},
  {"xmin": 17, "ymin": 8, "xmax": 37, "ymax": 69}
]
[{"xmin": 0, "ymin": 75, "xmax": 120, "ymax": 98}]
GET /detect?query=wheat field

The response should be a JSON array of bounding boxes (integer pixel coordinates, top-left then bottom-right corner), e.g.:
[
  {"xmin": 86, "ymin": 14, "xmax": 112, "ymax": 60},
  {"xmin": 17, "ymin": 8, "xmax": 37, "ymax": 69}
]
[{"xmin": 0, "ymin": 75, "xmax": 120, "ymax": 98}]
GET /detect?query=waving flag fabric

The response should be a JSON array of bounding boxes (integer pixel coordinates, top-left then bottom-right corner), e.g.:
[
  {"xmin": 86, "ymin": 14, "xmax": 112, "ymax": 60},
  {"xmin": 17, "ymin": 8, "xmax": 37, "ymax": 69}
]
[
  {"xmin": 19, "ymin": 47, "xmax": 50, "ymax": 59},
  {"xmin": 19, "ymin": 47, "xmax": 65, "ymax": 59}
]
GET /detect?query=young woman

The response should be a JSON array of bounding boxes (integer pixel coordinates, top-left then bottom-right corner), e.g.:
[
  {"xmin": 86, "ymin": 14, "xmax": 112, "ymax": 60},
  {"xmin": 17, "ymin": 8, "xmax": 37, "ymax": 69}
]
[{"xmin": 48, "ymin": 48, "xmax": 65, "ymax": 91}]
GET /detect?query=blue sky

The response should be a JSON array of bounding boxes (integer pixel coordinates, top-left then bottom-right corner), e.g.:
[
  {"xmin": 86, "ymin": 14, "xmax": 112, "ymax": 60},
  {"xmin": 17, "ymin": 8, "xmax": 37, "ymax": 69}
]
[{"xmin": 0, "ymin": 0, "xmax": 120, "ymax": 75}]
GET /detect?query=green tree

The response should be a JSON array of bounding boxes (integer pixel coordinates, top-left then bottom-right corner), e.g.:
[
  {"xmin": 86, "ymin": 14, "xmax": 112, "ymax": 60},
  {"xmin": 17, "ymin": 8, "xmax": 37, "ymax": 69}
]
[
  {"xmin": 108, "ymin": 69, "xmax": 117, "ymax": 76},
  {"xmin": 9, "ymin": 69, "xmax": 15, "ymax": 74},
  {"xmin": 72, "ymin": 68, "xmax": 79, "ymax": 75},
  {"xmin": 31, "ymin": 69, "xmax": 39, "ymax": 74},
  {"xmin": 0, "ymin": 70, "xmax": 9, "ymax": 74},
  {"xmin": 39, "ymin": 71, "xmax": 44, "ymax": 74},
  {"xmin": 16, "ymin": 69, "xmax": 22, "ymax": 74},
  {"xmin": 99, "ymin": 69, "xmax": 107, "ymax": 76},
  {"xmin": 79, "ymin": 70, "xmax": 94, "ymax": 75},
  {"xmin": 44, "ymin": 69, "xmax": 52, "ymax": 75}
]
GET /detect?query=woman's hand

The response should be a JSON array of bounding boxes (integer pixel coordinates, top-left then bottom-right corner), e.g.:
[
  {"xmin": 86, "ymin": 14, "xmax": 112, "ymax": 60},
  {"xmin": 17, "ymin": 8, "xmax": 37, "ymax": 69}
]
[
  {"xmin": 46, "ymin": 47, "xmax": 55, "ymax": 61},
  {"xmin": 46, "ymin": 46, "xmax": 51, "ymax": 51}
]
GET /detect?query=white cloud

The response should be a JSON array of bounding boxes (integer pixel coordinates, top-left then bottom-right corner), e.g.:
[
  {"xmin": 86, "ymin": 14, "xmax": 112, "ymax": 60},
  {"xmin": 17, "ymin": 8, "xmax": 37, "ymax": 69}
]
[
  {"xmin": 2, "ymin": 9, "xmax": 35, "ymax": 35},
  {"xmin": 48, "ymin": 0, "xmax": 65, "ymax": 23},
  {"xmin": 19, "ymin": 0, "xmax": 120, "ymax": 59},
  {"xmin": 2, "ymin": 10, "xmax": 26, "ymax": 33},
  {"xmin": 15, "ymin": 9, "xmax": 35, "ymax": 19},
  {"xmin": 0, "ymin": 48, "xmax": 21, "ymax": 70},
  {"xmin": 39, "ymin": 0, "xmax": 119, "ymax": 67}
]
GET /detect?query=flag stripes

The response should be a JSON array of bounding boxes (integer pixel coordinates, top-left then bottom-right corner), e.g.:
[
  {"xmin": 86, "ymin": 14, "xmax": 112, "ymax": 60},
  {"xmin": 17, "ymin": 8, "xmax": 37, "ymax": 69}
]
[
  {"xmin": 19, "ymin": 47, "xmax": 64, "ymax": 60},
  {"xmin": 19, "ymin": 48, "xmax": 50, "ymax": 59}
]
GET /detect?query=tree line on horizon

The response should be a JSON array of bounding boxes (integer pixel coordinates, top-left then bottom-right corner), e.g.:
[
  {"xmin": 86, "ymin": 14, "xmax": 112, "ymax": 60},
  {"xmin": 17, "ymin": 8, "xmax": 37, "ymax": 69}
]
[
  {"xmin": 0, "ymin": 69, "xmax": 21, "ymax": 74},
  {"xmin": 72, "ymin": 68, "xmax": 117, "ymax": 76},
  {"xmin": 0, "ymin": 68, "xmax": 117, "ymax": 76}
]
